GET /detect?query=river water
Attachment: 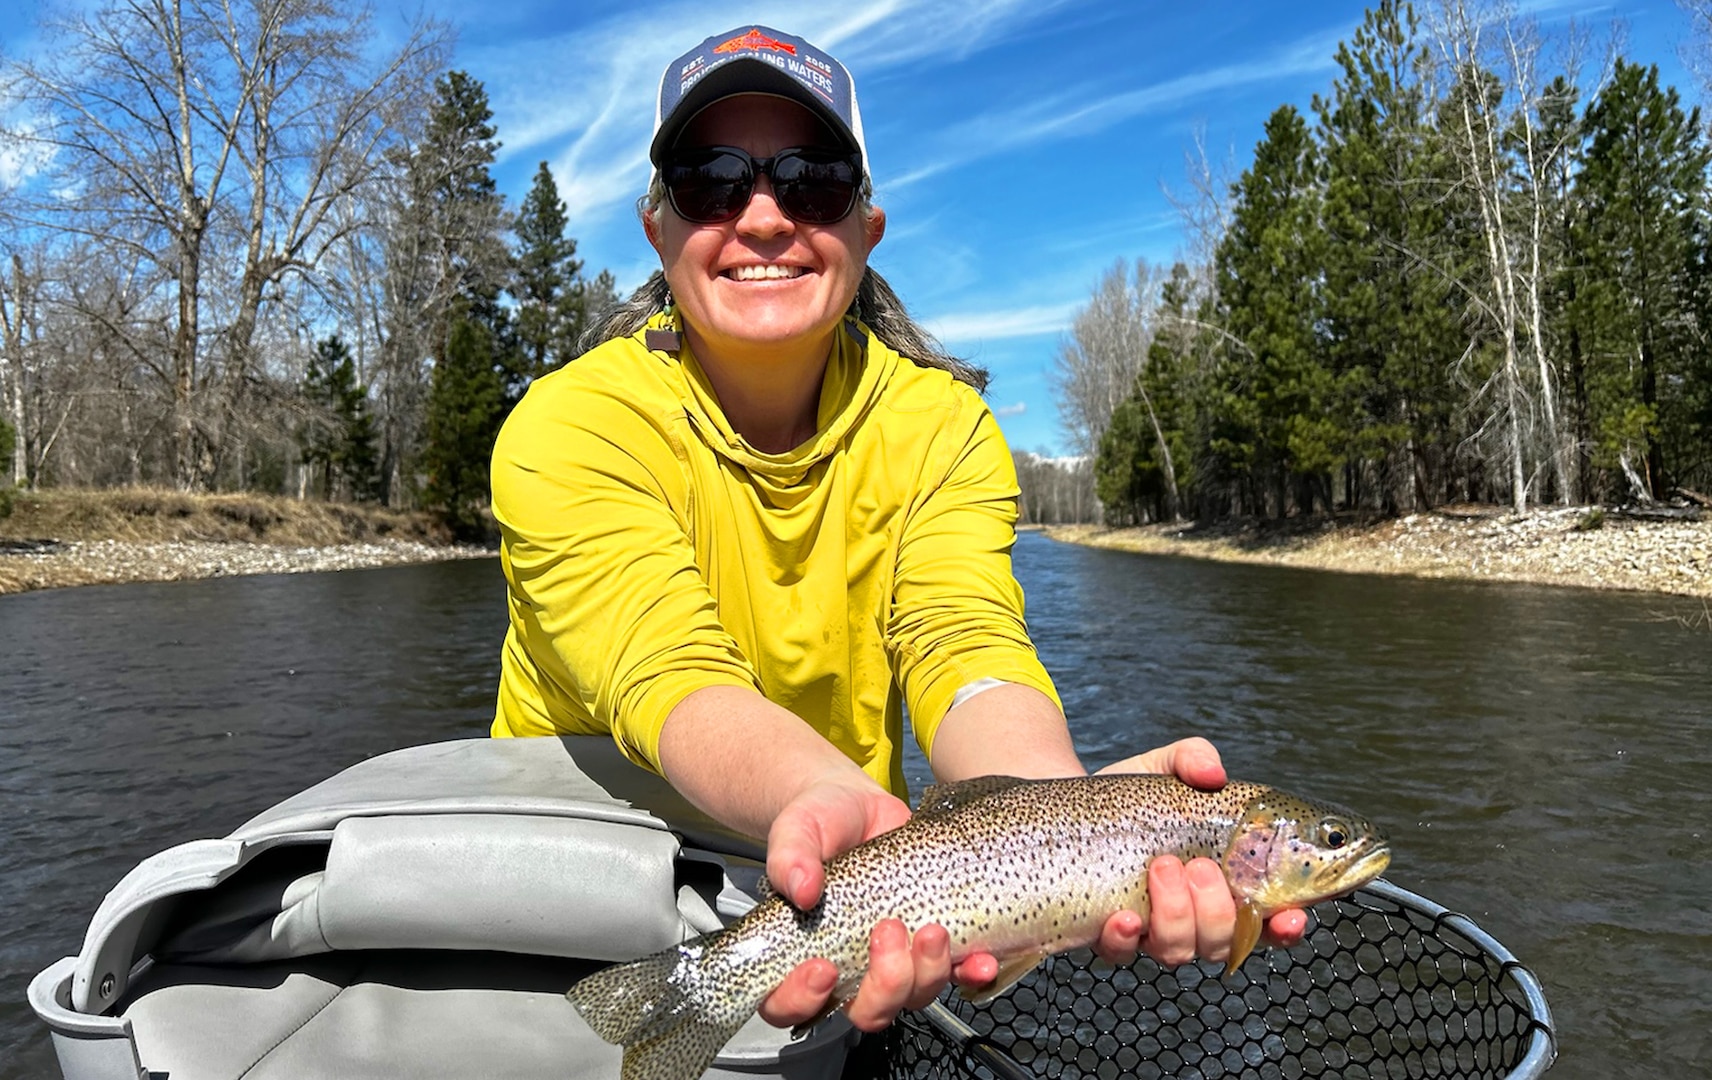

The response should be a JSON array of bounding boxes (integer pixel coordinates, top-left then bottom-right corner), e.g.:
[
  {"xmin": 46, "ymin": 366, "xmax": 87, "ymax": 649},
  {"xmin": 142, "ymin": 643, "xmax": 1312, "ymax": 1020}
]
[{"xmin": 2, "ymin": 533, "xmax": 1707, "ymax": 1079}]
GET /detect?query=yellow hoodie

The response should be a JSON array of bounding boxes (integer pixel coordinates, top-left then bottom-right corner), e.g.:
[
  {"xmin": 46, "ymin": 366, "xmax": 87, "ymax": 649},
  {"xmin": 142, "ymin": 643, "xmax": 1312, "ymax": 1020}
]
[{"xmin": 490, "ymin": 315, "xmax": 1058, "ymax": 796}]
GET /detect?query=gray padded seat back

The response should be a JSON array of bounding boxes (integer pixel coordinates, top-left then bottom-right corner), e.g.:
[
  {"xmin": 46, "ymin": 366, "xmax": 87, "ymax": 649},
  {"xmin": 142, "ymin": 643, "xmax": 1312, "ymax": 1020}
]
[{"xmin": 30, "ymin": 737, "xmax": 853, "ymax": 1080}]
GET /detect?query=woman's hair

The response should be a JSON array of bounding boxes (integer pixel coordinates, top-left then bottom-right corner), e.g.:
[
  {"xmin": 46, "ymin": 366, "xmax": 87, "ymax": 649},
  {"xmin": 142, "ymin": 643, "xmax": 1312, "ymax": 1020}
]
[{"xmin": 574, "ymin": 182, "xmax": 989, "ymax": 393}]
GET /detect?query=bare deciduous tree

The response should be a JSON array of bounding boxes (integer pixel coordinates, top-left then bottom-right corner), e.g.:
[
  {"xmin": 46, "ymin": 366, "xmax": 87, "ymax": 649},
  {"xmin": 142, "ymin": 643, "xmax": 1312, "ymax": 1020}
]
[
  {"xmin": 1051, "ymin": 259, "xmax": 1166, "ymax": 458},
  {"xmin": 2, "ymin": 0, "xmax": 448, "ymax": 490}
]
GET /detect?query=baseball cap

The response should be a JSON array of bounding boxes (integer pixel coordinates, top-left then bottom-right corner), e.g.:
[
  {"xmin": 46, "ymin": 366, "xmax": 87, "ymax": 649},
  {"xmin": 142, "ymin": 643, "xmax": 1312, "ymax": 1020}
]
[{"xmin": 651, "ymin": 26, "xmax": 867, "ymax": 176}]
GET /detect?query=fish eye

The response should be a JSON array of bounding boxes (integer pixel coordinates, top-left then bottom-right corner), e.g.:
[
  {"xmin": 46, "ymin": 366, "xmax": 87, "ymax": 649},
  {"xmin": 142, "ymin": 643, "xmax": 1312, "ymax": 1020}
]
[{"xmin": 1319, "ymin": 818, "xmax": 1351, "ymax": 849}]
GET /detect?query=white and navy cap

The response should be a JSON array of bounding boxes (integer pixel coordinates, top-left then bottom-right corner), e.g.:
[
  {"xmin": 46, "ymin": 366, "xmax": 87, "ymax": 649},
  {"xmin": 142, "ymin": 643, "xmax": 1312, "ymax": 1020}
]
[{"xmin": 651, "ymin": 25, "xmax": 867, "ymax": 175}]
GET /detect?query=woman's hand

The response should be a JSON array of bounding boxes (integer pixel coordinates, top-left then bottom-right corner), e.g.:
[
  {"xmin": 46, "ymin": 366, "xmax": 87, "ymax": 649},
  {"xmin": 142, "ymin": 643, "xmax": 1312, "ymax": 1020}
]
[
  {"xmin": 758, "ymin": 776, "xmax": 974, "ymax": 1031},
  {"xmin": 1092, "ymin": 737, "xmax": 1307, "ymax": 966}
]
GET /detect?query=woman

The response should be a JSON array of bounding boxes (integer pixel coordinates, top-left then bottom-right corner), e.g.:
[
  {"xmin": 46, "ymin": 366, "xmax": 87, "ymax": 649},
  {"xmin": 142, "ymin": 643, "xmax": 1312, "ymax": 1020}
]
[{"xmin": 490, "ymin": 24, "xmax": 1304, "ymax": 1035}]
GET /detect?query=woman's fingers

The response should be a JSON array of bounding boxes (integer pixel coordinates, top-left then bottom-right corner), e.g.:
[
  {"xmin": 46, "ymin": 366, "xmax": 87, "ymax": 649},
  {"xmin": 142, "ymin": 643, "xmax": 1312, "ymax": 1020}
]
[
  {"xmin": 1138, "ymin": 855, "xmax": 1196, "ymax": 967},
  {"xmin": 951, "ymin": 950, "xmax": 999, "ymax": 987},
  {"xmin": 1185, "ymin": 857, "xmax": 1236, "ymax": 963},
  {"xmin": 1092, "ymin": 908, "xmax": 1144, "ymax": 964},
  {"xmin": 765, "ymin": 782, "xmax": 911, "ymax": 911},
  {"xmin": 757, "ymin": 957, "xmax": 840, "ymax": 1028},
  {"xmin": 1134, "ymin": 855, "xmax": 1236, "ymax": 967},
  {"xmin": 845, "ymin": 920, "xmax": 918, "ymax": 1031},
  {"xmin": 1094, "ymin": 736, "xmax": 1227, "ymax": 790},
  {"xmin": 904, "ymin": 923, "xmax": 953, "ymax": 1011},
  {"xmin": 762, "ymin": 921, "xmax": 957, "ymax": 1032},
  {"xmin": 1265, "ymin": 907, "xmax": 1308, "ymax": 948}
]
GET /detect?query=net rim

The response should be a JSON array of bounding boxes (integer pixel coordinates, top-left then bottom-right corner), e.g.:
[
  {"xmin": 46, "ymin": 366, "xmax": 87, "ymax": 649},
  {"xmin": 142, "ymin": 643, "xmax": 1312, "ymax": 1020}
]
[{"xmin": 1358, "ymin": 878, "xmax": 1558, "ymax": 1079}]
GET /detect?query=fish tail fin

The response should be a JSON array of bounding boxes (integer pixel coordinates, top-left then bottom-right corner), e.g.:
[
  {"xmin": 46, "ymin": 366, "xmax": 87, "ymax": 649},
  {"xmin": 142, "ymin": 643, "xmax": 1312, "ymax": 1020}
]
[{"xmin": 567, "ymin": 945, "xmax": 744, "ymax": 1080}]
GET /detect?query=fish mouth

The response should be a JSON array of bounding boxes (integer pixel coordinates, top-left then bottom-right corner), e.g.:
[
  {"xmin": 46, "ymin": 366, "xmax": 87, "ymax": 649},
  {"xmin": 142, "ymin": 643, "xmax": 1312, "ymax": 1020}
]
[
  {"xmin": 1293, "ymin": 843, "xmax": 1393, "ymax": 906},
  {"xmin": 1349, "ymin": 845, "xmax": 1392, "ymax": 883}
]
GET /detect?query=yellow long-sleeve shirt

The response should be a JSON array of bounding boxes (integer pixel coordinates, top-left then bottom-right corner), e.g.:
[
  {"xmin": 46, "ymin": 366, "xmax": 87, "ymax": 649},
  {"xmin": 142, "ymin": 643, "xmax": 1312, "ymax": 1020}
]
[{"xmin": 489, "ymin": 315, "xmax": 1059, "ymax": 796}]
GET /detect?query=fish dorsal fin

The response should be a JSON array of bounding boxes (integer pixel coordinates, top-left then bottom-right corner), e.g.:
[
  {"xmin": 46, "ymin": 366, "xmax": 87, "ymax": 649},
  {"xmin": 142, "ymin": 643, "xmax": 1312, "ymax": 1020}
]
[{"xmin": 915, "ymin": 775, "xmax": 1030, "ymax": 817}]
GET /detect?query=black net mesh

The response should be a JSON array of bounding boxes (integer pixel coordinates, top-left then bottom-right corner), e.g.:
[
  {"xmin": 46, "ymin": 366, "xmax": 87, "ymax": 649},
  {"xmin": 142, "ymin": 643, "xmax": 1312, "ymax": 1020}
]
[{"xmin": 850, "ymin": 881, "xmax": 1555, "ymax": 1080}]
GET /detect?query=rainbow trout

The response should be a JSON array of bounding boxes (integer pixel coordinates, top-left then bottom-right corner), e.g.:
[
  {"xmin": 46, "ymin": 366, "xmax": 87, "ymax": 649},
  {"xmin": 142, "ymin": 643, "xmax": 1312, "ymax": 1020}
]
[{"xmin": 567, "ymin": 774, "xmax": 1390, "ymax": 1080}]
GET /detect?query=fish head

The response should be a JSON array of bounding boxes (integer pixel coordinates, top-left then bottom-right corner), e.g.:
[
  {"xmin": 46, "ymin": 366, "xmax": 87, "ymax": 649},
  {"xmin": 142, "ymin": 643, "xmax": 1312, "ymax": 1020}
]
[{"xmin": 1219, "ymin": 790, "xmax": 1391, "ymax": 916}]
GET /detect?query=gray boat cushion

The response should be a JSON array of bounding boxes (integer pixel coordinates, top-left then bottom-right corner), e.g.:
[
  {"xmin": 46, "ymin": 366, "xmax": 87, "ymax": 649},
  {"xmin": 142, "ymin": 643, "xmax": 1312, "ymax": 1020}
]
[
  {"xmin": 189, "ymin": 813, "xmax": 719, "ymax": 963},
  {"xmin": 118, "ymin": 950, "xmax": 849, "ymax": 1080}
]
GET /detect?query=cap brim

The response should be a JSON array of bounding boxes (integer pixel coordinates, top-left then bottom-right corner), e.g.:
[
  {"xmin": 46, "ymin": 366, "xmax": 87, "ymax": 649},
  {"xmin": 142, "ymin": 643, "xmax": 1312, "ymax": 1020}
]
[{"xmin": 650, "ymin": 60, "xmax": 861, "ymax": 168}]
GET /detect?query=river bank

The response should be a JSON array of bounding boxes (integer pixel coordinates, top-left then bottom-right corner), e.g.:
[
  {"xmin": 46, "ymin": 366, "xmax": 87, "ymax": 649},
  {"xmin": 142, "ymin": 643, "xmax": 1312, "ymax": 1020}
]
[
  {"xmin": 1044, "ymin": 503, "xmax": 1712, "ymax": 602},
  {"xmin": 0, "ymin": 489, "xmax": 490, "ymax": 595}
]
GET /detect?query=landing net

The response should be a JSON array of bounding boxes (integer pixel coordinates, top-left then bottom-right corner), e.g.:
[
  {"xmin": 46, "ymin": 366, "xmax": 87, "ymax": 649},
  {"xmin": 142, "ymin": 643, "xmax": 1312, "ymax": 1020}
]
[{"xmin": 856, "ymin": 880, "xmax": 1556, "ymax": 1080}]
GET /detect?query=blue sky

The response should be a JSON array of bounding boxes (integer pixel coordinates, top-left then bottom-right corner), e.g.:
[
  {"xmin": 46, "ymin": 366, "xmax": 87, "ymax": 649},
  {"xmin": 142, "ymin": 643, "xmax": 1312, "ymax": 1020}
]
[{"xmin": 3, "ymin": 1, "xmax": 1703, "ymax": 454}]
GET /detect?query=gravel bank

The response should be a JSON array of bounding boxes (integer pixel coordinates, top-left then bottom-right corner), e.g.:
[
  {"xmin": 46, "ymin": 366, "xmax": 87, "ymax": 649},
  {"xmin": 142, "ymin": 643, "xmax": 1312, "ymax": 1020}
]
[
  {"xmin": 0, "ymin": 538, "xmax": 494, "ymax": 595},
  {"xmin": 1044, "ymin": 505, "xmax": 1712, "ymax": 600}
]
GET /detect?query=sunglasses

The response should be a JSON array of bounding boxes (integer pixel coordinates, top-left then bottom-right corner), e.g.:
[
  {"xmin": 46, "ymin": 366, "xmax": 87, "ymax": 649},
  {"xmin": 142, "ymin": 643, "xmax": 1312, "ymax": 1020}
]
[{"xmin": 661, "ymin": 145, "xmax": 862, "ymax": 226}]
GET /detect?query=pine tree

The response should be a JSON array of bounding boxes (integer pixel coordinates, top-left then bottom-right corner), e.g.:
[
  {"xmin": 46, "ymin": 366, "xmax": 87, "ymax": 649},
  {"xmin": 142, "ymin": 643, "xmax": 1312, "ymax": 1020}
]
[
  {"xmin": 1575, "ymin": 60, "xmax": 1710, "ymax": 499},
  {"xmin": 1534, "ymin": 76, "xmax": 1591, "ymax": 499},
  {"xmin": 301, "ymin": 335, "xmax": 381, "ymax": 502},
  {"xmin": 422, "ymin": 314, "xmax": 505, "ymax": 537},
  {"xmin": 513, "ymin": 160, "xmax": 585, "ymax": 388},
  {"xmin": 1093, "ymin": 263, "xmax": 1204, "ymax": 523},
  {"xmin": 1315, "ymin": 0, "xmax": 1462, "ymax": 512},
  {"xmin": 411, "ymin": 71, "xmax": 515, "ymax": 528},
  {"xmin": 1215, "ymin": 104, "xmax": 1337, "ymax": 516}
]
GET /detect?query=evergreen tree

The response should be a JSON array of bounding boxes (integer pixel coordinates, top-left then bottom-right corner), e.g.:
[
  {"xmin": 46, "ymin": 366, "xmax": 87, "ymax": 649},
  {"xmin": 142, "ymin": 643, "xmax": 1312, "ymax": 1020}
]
[
  {"xmin": 1314, "ymin": 0, "xmax": 1461, "ymax": 512},
  {"xmin": 411, "ymin": 71, "xmax": 515, "ymax": 528},
  {"xmin": 417, "ymin": 71, "xmax": 511, "ymax": 314},
  {"xmin": 513, "ymin": 160, "xmax": 586, "ymax": 389},
  {"xmin": 300, "ymin": 334, "xmax": 380, "ymax": 502},
  {"xmin": 1575, "ymin": 60, "xmax": 1710, "ymax": 499},
  {"xmin": 1214, "ymin": 104, "xmax": 1338, "ymax": 516},
  {"xmin": 422, "ymin": 314, "xmax": 505, "ymax": 537},
  {"xmin": 1094, "ymin": 397, "xmax": 1153, "ymax": 524},
  {"xmin": 1093, "ymin": 264, "xmax": 1203, "ymax": 523},
  {"xmin": 1534, "ymin": 76, "xmax": 1592, "ymax": 499}
]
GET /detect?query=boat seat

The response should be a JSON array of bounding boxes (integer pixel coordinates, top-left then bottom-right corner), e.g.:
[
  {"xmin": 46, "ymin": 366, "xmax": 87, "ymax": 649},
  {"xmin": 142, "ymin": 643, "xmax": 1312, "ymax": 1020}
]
[{"xmin": 29, "ymin": 736, "xmax": 853, "ymax": 1080}]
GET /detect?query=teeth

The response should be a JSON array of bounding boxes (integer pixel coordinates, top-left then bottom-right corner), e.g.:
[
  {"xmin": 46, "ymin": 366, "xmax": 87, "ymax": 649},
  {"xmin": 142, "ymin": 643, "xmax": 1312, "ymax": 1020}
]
[{"xmin": 729, "ymin": 265, "xmax": 805, "ymax": 281}]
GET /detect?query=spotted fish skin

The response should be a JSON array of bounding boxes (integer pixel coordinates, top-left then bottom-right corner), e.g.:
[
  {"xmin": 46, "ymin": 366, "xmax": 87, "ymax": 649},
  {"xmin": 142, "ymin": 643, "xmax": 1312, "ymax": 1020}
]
[{"xmin": 567, "ymin": 774, "xmax": 1390, "ymax": 1080}]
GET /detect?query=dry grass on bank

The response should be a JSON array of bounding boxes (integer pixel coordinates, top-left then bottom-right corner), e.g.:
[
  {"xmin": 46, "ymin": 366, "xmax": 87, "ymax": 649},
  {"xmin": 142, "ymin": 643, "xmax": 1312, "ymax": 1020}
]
[
  {"xmin": 0, "ymin": 487, "xmax": 450, "ymax": 546},
  {"xmin": 0, "ymin": 488, "xmax": 490, "ymax": 596}
]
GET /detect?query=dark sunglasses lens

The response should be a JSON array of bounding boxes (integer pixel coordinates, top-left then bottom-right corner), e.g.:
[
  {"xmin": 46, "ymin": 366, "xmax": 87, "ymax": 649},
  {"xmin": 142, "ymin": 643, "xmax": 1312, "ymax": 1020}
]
[
  {"xmin": 773, "ymin": 152, "xmax": 859, "ymax": 224},
  {"xmin": 665, "ymin": 150, "xmax": 753, "ymax": 223}
]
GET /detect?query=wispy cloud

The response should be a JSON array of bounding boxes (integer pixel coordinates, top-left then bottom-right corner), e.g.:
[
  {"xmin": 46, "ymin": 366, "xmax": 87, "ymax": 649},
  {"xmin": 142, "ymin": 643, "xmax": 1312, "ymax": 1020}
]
[
  {"xmin": 471, "ymin": 0, "xmax": 1079, "ymax": 228},
  {"xmin": 992, "ymin": 400, "xmax": 1027, "ymax": 417},
  {"xmin": 879, "ymin": 26, "xmax": 1344, "ymax": 193},
  {"xmin": 926, "ymin": 299, "xmax": 1081, "ymax": 344}
]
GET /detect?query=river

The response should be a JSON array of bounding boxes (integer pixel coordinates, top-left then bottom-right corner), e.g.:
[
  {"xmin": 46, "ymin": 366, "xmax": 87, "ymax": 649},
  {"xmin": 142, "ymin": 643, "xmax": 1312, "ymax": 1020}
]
[{"xmin": 2, "ymin": 532, "xmax": 1707, "ymax": 1079}]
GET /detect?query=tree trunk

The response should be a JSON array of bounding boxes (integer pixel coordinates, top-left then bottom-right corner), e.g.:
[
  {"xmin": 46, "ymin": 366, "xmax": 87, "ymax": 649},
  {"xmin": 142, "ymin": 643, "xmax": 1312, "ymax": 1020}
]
[{"xmin": 173, "ymin": 220, "xmax": 204, "ymax": 491}]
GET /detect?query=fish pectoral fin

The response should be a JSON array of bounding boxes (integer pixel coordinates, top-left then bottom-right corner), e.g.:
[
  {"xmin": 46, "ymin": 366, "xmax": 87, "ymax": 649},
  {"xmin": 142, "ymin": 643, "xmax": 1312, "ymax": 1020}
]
[
  {"xmin": 915, "ymin": 776, "xmax": 1030, "ymax": 816},
  {"xmin": 957, "ymin": 951, "xmax": 1046, "ymax": 1005},
  {"xmin": 1224, "ymin": 900, "xmax": 1265, "ymax": 977}
]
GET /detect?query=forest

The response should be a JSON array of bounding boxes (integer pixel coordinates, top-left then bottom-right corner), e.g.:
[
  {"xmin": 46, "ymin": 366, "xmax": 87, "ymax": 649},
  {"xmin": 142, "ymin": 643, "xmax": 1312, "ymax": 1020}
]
[
  {"xmin": 0, "ymin": 1, "xmax": 612, "ymax": 535},
  {"xmin": 5, "ymin": 2, "xmax": 1712, "ymax": 535},
  {"xmin": 1049, "ymin": 0, "xmax": 1712, "ymax": 525}
]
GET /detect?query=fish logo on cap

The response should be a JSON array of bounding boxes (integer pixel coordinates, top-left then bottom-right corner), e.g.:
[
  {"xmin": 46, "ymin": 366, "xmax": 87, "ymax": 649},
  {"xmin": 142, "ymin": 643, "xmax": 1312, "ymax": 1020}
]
[{"xmin": 714, "ymin": 28, "xmax": 798, "ymax": 56}]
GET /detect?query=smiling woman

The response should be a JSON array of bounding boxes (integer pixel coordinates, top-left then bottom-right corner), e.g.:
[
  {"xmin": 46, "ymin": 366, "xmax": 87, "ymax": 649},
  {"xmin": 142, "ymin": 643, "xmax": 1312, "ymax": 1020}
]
[{"xmin": 485, "ymin": 21, "xmax": 1306, "ymax": 1068}]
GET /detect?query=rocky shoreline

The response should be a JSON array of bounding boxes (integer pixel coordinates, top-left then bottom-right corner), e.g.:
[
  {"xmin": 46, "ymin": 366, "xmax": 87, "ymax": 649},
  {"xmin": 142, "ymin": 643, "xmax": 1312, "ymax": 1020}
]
[
  {"xmin": 3, "ymin": 504, "xmax": 1707, "ymax": 602},
  {"xmin": 0, "ymin": 538, "xmax": 494, "ymax": 596},
  {"xmin": 1043, "ymin": 504, "xmax": 1711, "ymax": 600}
]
